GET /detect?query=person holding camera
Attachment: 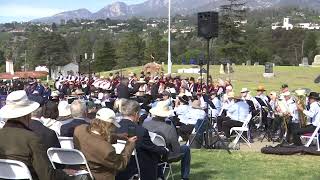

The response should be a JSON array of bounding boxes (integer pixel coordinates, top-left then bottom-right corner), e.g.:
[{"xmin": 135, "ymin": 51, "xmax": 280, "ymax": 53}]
[{"xmin": 73, "ymin": 108, "xmax": 137, "ymax": 180}]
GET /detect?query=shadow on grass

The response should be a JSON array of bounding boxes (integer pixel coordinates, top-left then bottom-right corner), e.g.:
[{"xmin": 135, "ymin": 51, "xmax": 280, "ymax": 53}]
[{"xmin": 171, "ymin": 161, "xmax": 219, "ymax": 180}]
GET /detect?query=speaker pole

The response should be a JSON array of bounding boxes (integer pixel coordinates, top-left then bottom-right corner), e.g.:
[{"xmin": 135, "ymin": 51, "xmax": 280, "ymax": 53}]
[
  {"xmin": 206, "ymin": 38, "xmax": 210, "ymax": 96},
  {"xmin": 167, "ymin": 0, "xmax": 172, "ymax": 74}
]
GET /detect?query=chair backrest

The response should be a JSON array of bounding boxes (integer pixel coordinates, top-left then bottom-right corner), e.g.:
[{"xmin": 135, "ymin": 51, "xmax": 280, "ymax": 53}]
[
  {"xmin": 58, "ymin": 136, "xmax": 74, "ymax": 149},
  {"xmin": 242, "ymin": 114, "xmax": 252, "ymax": 127},
  {"xmin": 112, "ymin": 140, "xmax": 140, "ymax": 178},
  {"xmin": 0, "ymin": 159, "xmax": 33, "ymax": 180},
  {"xmin": 47, "ymin": 148, "xmax": 93, "ymax": 179},
  {"xmin": 149, "ymin": 131, "xmax": 166, "ymax": 147}
]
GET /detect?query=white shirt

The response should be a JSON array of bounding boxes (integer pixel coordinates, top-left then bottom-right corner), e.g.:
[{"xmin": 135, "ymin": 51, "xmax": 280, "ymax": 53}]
[
  {"xmin": 303, "ymin": 101, "xmax": 320, "ymax": 126},
  {"xmin": 285, "ymin": 98, "xmax": 299, "ymax": 123},
  {"xmin": 227, "ymin": 101, "xmax": 250, "ymax": 122},
  {"xmin": 41, "ymin": 118, "xmax": 63, "ymax": 135},
  {"xmin": 174, "ymin": 105, "xmax": 191, "ymax": 124},
  {"xmin": 184, "ymin": 108, "xmax": 206, "ymax": 125}
]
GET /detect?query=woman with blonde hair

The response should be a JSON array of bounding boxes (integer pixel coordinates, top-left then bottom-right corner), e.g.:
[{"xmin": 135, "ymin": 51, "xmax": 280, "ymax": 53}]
[{"xmin": 74, "ymin": 108, "xmax": 137, "ymax": 180}]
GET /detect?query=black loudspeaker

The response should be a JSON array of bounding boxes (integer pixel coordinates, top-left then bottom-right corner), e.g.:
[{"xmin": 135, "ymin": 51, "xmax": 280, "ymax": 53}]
[{"xmin": 198, "ymin": 11, "xmax": 219, "ymax": 39}]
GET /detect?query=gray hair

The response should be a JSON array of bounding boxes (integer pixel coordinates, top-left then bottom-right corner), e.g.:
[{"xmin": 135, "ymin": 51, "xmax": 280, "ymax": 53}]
[
  {"xmin": 71, "ymin": 100, "xmax": 87, "ymax": 118},
  {"xmin": 121, "ymin": 100, "xmax": 140, "ymax": 116},
  {"xmin": 31, "ymin": 107, "xmax": 43, "ymax": 119}
]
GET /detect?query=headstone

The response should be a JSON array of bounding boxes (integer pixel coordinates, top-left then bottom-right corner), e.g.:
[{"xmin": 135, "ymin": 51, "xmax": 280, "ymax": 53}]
[
  {"xmin": 254, "ymin": 62, "xmax": 259, "ymax": 66},
  {"xmin": 299, "ymin": 57, "xmax": 309, "ymax": 67},
  {"xmin": 246, "ymin": 60, "xmax": 251, "ymax": 66},
  {"xmin": 219, "ymin": 64, "xmax": 225, "ymax": 74},
  {"xmin": 227, "ymin": 63, "xmax": 230, "ymax": 74},
  {"xmin": 263, "ymin": 62, "xmax": 274, "ymax": 78},
  {"xmin": 242, "ymin": 63, "xmax": 245, "ymax": 66},
  {"xmin": 5, "ymin": 59, "xmax": 14, "ymax": 75},
  {"xmin": 312, "ymin": 55, "xmax": 320, "ymax": 67}
]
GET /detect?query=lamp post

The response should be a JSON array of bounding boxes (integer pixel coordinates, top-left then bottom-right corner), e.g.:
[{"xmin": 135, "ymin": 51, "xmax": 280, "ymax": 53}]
[
  {"xmin": 84, "ymin": 53, "xmax": 95, "ymax": 80},
  {"xmin": 167, "ymin": 0, "xmax": 172, "ymax": 74}
]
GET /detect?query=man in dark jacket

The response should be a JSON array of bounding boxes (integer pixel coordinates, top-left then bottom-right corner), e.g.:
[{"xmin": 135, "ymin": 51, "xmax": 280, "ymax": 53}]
[
  {"xmin": 116, "ymin": 100, "xmax": 168, "ymax": 180},
  {"xmin": 30, "ymin": 107, "xmax": 61, "ymax": 150},
  {"xmin": 0, "ymin": 90, "xmax": 72, "ymax": 180},
  {"xmin": 117, "ymin": 78, "xmax": 130, "ymax": 99},
  {"xmin": 60, "ymin": 100, "xmax": 89, "ymax": 137}
]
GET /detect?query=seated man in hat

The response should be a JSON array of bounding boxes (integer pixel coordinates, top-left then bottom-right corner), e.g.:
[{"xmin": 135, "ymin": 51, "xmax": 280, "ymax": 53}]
[
  {"xmin": 0, "ymin": 90, "xmax": 72, "ymax": 180},
  {"xmin": 293, "ymin": 92, "xmax": 320, "ymax": 145},
  {"xmin": 143, "ymin": 101, "xmax": 191, "ymax": 180},
  {"xmin": 217, "ymin": 94, "xmax": 250, "ymax": 138}
]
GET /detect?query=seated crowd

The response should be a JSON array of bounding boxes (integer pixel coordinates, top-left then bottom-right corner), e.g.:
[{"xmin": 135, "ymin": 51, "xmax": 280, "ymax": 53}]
[{"xmin": 0, "ymin": 72, "xmax": 319, "ymax": 180}]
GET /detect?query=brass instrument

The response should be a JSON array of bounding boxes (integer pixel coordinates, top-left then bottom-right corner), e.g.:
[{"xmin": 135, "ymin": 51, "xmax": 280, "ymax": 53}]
[{"xmin": 294, "ymin": 89, "xmax": 308, "ymax": 128}]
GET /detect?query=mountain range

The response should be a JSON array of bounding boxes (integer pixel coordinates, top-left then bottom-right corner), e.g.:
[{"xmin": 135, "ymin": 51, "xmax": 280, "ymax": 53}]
[{"xmin": 32, "ymin": 0, "xmax": 320, "ymax": 24}]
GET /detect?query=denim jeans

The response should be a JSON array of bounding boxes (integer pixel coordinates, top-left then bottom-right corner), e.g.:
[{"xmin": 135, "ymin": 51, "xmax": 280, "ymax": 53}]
[{"xmin": 157, "ymin": 145, "xmax": 191, "ymax": 179}]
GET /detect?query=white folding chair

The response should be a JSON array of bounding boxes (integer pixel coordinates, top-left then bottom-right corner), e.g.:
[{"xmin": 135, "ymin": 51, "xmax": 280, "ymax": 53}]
[
  {"xmin": 149, "ymin": 132, "xmax": 174, "ymax": 180},
  {"xmin": 230, "ymin": 114, "xmax": 252, "ymax": 149},
  {"xmin": 112, "ymin": 140, "xmax": 140, "ymax": 179},
  {"xmin": 58, "ymin": 136, "xmax": 74, "ymax": 149},
  {"xmin": 0, "ymin": 159, "xmax": 33, "ymax": 180},
  {"xmin": 47, "ymin": 147, "xmax": 93, "ymax": 179},
  {"xmin": 301, "ymin": 116, "xmax": 320, "ymax": 151}
]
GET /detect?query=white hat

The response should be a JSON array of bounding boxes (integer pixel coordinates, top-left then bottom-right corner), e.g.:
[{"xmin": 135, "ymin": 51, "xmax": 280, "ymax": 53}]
[
  {"xmin": 51, "ymin": 91, "xmax": 60, "ymax": 97},
  {"xmin": 240, "ymin": 88, "xmax": 250, "ymax": 93},
  {"xmin": 0, "ymin": 90, "xmax": 40, "ymax": 119},
  {"xmin": 58, "ymin": 101, "xmax": 71, "ymax": 117},
  {"xmin": 96, "ymin": 108, "xmax": 120, "ymax": 128},
  {"xmin": 149, "ymin": 101, "xmax": 173, "ymax": 117},
  {"xmin": 137, "ymin": 78, "xmax": 146, "ymax": 84}
]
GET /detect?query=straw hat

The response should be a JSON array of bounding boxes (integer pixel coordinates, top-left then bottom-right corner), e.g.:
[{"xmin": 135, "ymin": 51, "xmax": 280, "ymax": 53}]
[
  {"xmin": 240, "ymin": 88, "xmax": 250, "ymax": 93},
  {"xmin": 0, "ymin": 90, "xmax": 40, "ymax": 119},
  {"xmin": 149, "ymin": 101, "xmax": 172, "ymax": 117},
  {"xmin": 96, "ymin": 108, "xmax": 120, "ymax": 128},
  {"xmin": 192, "ymin": 100, "xmax": 202, "ymax": 109},
  {"xmin": 58, "ymin": 101, "xmax": 71, "ymax": 117},
  {"xmin": 256, "ymin": 85, "xmax": 266, "ymax": 91},
  {"xmin": 137, "ymin": 78, "xmax": 146, "ymax": 84}
]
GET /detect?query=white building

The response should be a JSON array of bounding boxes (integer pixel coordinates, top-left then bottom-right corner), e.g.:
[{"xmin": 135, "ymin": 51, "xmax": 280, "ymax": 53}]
[
  {"xmin": 51, "ymin": 62, "xmax": 79, "ymax": 79},
  {"xmin": 272, "ymin": 17, "xmax": 320, "ymax": 30}
]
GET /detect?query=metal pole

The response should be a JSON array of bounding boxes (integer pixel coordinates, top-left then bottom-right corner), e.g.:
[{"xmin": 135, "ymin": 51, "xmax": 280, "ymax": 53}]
[
  {"xmin": 24, "ymin": 50, "xmax": 27, "ymax": 72},
  {"xmin": 206, "ymin": 39, "xmax": 210, "ymax": 96},
  {"xmin": 167, "ymin": 0, "xmax": 172, "ymax": 74}
]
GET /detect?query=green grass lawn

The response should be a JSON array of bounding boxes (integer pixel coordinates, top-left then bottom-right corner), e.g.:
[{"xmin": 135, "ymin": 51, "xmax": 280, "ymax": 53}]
[
  {"xmin": 100, "ymin": 65, "xmax": 320, "ymax": 94},
  {"xmin": 170, "ymin": 150, "xmax": 320, "ymax": 180}
]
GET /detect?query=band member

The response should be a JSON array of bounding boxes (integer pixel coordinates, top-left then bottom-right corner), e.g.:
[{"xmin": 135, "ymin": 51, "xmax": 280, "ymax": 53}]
[
  {"xmin": 293, "ymin": 92, "xmax": 320, "ymax": 145},
  {"xmin": 188, "ymin": 77, "xmax": 197, "ymax": 93},
  {"xmin": 280, "ymin": 91, "xmax": 300, "ymax": 143}
]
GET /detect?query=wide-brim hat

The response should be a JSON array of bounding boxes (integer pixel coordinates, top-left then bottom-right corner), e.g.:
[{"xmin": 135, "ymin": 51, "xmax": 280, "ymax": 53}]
[
  {"xmin": 96, "ymin": 108, "xmax": 120, "ymax": 128},
  {"xmin": 240, "ymin": 88, "xmax": 250, "ymax": 93},
  {"xmin": 256, "ymin": 85, "xmax": 266, "ymax": 91},
  {"xmin": 308, "ymin": 92, "xmax": 319, "ymax": 100},
  {"xmin": 179, "ymin": 95, "xmax": 189, "ymax": 104},
  {"xmin": 0, "ymin": 90, "xmax": 40, "ymax": 119},
  {"xmin": 192, "ymin": 100, "xmax": 202, "ymax": 109},
  {"xmin": 58, "ymin": 101, "xmax": 71, "ymax": 117},
  {"xmin": 137, "ymin": 78, "xmax": 146, "ymax": 84},
  {"xmin": 149, "ymin": 101, "xmax": 172, "ymax": 117}
]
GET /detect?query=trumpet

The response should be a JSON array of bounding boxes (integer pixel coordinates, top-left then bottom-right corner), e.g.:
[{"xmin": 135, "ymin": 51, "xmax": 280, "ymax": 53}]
[{"xmin": 294, "ymin": 89, "xmax": 308, "ymax": 128}]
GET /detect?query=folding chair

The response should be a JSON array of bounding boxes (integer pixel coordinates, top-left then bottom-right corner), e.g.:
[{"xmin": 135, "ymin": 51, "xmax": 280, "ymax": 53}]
[
  {"xmin": 112, "ymin": 140, "xmax": 140, "ymax": 179},
  {"xmin": 301, "ymin": 116, "xmax": 320, "ymax": 151},
  {"xmin": 58, "ymin": 136, "xmax": 74, "ymax": 149},
  {"xmin": 230, "ymin": 114, "xmax": 253, "ymax": 149},
  {"xmin": 47, "ymin": 148, "xmax": 93, "ymax": 179},
  {"xmin": 0, "ymin": 159, "xmax": 33, "ymax": 180},
  {"xmin": 149, "ymin": 131, "xmax": 179, "ymax": 180}
]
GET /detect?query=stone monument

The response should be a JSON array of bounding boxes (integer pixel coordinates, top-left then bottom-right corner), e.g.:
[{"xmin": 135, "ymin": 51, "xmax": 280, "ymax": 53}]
[
  {"xmin": 5, "ymin": 58, "xmax": 14, "ymax": 75},
  {"xmin": 219, "ymin": 64, "xmax": 225, "ymax": 74},
  {"xmin": 263, "ymin": 62, "xmax": 274, "ymax": 78},
  {"xmin": 299, "ymin": 57, "xmax": 309, "ymax": 67},
  {"xmin": 312, "ymin": 55, "xmax": 320, "ymax": 67},
  {"xmin": 246, "ymin": 60, "xmax": 251, "ymax": 66}
]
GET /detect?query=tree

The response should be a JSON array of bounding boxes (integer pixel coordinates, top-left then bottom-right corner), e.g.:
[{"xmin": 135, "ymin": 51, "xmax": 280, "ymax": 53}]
[
  {"xmin": 144, "ymin": 30, "xmax": 166, "ymax": 64},
  {"xmin": 116, "ymin": 32, "xmax": 145, "ymax": 68},
  {"xmin": 93, "ymin": 37, "xmax": 116, "ymax": 72},
  {"xmin": 218, "ymin": 0, "xmax": 247, "ymax": 63},
  {"xmin": 303, "ymin": 32, "xmax": 318, "ymax": 64}
]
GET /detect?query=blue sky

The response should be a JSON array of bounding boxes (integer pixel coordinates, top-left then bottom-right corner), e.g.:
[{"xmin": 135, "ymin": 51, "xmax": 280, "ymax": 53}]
[{"xmin": 0, "ymin": 0, "xmax": 146, "ymax": 23}]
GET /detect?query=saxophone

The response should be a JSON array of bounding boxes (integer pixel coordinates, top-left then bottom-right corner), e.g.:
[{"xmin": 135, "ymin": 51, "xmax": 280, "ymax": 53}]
[{"xmin": 295, "ymin": 89, "xmax": 308, "ymax": 128}]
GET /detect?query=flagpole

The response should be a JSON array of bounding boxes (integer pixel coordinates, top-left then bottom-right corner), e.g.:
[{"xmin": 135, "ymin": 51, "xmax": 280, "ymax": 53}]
[{"xmin": 167, "ymin": 0, "xmax": 172, "ymax": 74}]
